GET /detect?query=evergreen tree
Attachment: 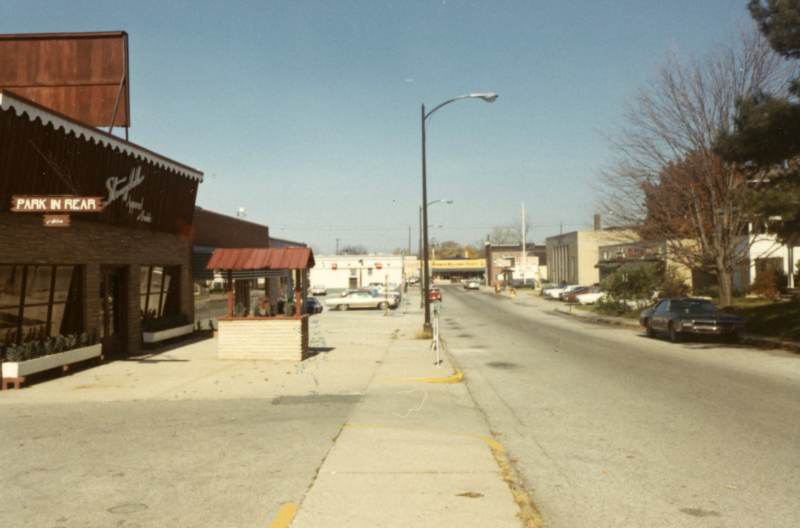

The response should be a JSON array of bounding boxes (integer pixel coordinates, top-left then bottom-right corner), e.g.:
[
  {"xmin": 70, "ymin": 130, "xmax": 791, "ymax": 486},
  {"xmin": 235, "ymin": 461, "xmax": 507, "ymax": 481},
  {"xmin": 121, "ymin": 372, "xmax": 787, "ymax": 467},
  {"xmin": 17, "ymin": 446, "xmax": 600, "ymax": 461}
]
[{"xmin": 716, "ymin": 1, "xmax": 800, "ymax": 243}]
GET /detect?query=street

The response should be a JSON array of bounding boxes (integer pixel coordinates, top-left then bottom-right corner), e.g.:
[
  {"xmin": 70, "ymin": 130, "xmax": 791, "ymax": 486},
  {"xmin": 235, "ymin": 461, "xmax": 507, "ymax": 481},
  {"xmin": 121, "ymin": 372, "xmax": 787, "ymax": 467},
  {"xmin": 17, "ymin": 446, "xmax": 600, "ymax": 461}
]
[{"xmin": 442, "ymin": 285, "xmax": 800, "ymax": 528}]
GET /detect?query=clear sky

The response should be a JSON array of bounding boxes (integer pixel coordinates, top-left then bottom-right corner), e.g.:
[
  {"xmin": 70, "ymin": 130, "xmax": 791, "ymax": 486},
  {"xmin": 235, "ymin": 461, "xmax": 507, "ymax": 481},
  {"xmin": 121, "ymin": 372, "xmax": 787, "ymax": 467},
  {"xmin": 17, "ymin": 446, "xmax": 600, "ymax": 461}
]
[{"xmin": 2, "ymin": 0, "xmax": 750, "ymax": 253}]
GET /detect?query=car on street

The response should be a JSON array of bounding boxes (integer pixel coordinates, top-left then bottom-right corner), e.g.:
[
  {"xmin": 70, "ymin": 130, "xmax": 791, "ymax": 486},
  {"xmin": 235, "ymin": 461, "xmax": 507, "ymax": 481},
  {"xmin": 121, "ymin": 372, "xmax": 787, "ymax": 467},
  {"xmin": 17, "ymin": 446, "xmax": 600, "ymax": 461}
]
[
  {"xmin": 640, "ymin": 298, "xmax": 745, "ymax": 343},
  {"xmin": 310, "ymin": 285, "xmax": 327, "ymax": 296},
  {"xmin": 325, "ymin": 290, "xmax": 395, "ymax": 311},
  {"xmin": 428, "ymin": 287, "xmax": 442, "ymax": 301},
  {"xmin": 305, "ymin": 296, "xmax": 323, "ymax": 314},
  {"xmin": 463, "ymin": 280, "xmax": 481, "ymax": 290}
]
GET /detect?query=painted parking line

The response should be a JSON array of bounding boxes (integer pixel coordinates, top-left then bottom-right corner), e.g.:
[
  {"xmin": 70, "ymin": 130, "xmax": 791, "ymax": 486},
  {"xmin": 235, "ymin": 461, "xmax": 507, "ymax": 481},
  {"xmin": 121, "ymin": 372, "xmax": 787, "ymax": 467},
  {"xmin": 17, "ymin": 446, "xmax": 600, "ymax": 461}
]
[{"xmin": 268, "ymin": 503, "xmax": 298, "ymax": 528}]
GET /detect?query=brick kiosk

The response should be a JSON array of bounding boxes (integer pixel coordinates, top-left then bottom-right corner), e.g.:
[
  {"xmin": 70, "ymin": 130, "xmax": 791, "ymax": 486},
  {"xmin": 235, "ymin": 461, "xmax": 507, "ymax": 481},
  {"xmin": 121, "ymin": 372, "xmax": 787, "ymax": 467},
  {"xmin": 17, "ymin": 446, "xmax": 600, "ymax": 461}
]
[
  {"xmin": 0, "ymin": 91, "xmax": 203, "ymax": 362},
  {"xmin": 206, "ymin": 248, "xmax": 315, "ymax": 361}
]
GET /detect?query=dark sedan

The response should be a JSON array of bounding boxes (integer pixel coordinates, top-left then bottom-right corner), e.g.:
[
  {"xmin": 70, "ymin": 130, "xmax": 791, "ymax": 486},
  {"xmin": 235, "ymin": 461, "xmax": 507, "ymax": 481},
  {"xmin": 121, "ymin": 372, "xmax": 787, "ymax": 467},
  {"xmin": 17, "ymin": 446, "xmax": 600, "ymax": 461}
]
[
  {"xmin": 640, "ymin": 298, "xmax": 744, "ymax": 343},
  {"xmin": 305, "ymin": 297, "xmax": 323, "ymax": 314}
]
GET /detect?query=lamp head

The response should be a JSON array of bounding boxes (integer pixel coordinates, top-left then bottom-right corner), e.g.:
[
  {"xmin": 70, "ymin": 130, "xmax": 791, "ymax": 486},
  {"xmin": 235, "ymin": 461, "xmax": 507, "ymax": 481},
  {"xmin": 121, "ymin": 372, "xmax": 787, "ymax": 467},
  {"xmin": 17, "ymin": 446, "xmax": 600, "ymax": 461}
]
[{"xmin": 469, "ymin": 92, "xmax": 498, "ymax": 102}]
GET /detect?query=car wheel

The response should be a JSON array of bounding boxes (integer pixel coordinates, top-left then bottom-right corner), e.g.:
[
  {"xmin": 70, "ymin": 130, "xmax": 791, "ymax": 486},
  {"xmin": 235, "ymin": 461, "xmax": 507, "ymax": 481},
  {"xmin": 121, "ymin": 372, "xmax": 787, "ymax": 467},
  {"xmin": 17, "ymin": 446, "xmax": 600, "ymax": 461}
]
[
  {"xmin": 668, "ymin": 323, "xmax": 681, "ymax": 343},
  {"xmin": 728, "ymin": 330, "xmax": 742, "ymax": 344},
  {"xmin": 645, "ymin": 320, "xmax": 655, "ymax": 338},
  {"xmin": 378, "ymin": 302, "xmax": 388, "ymax": 310},
  {"xmin": 340, "ymin": 304, "xmax": 349, "ymax": 311}
]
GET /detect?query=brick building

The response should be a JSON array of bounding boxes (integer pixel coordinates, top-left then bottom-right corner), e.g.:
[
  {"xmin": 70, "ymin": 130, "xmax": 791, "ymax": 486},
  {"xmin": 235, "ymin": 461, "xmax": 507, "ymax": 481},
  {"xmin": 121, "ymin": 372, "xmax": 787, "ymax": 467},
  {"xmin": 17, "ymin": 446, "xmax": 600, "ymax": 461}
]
[{"xmin": 0, "ymin": 90, "xmax": 202, "ymax": 358}]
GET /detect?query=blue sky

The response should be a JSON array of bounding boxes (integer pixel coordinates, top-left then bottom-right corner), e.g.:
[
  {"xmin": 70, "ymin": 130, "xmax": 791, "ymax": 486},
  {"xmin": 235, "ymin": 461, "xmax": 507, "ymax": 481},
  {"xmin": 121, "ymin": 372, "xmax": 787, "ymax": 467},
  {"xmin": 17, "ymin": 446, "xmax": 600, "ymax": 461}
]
[{"xmin": 3, "ymin": 1, "xmax": 749, "ymax": 253}]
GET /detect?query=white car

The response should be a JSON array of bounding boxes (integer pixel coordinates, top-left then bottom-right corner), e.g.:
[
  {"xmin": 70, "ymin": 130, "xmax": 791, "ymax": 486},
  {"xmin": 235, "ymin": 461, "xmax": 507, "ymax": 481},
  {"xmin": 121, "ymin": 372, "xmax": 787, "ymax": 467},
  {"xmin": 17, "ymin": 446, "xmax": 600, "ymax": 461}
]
[
  {"xmin": 325, "ymin": 291, "xmax": 394, "ymax": 311},
  {"xmin": 463, "ymin": 281, "xmax": 481, "ymax": 290},
  {"xmin": 544, "ymin": 285, "xmax": 578, "ymax": 298},
  {"xmin": 310, "ymin": 284, "xmax": 327, "ymax": 295},
  {"xmin": 576, "ymin": 291, "xmax": 606, "ymax": 305}
]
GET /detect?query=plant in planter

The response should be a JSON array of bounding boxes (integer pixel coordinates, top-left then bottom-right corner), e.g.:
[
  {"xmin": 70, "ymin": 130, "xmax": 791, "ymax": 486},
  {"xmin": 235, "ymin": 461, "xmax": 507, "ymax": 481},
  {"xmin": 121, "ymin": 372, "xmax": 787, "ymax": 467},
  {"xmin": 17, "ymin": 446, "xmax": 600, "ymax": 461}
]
[{"xmin": 2, "ymin": 329, "xmax": 98, "ymax": 362}]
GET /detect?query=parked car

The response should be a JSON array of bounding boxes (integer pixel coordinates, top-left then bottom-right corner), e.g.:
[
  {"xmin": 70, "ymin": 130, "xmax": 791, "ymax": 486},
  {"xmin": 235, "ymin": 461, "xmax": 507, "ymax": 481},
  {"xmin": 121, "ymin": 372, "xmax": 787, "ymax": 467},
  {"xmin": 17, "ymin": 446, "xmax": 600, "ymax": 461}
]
[
  {"xmin": 639, "ymin": 298, "xmax": 745, "ymax": 343},
  {"xmin": 428, "ymin": 287, "xmax": 442, "ymax": 301},
  {"xmin": 576, "ymin": 291, "xmax": 606, "ymax": 305},
  {"xmin": 310, "ymin": 284, "xmax": 327, "ymax": 296},
  {"xmin": 560, "ymin": 286, "xmax": 592, "ymax": 302},
  {"xmin": 305, "ymin": 297, "xmax": 323, "ymax": 314},
  {"xmin": 407, "ymin": 276, "xmax": 420, "ymax": 285},
  {"xmin": 325, "ymin": 290, "xmax": 394, "ymax": 311},
  {"xmin": 543, "ymin": 285, "xmax": 577, "ymax": 299},
  {"xmin": 553, "ymin": 285, "xmax": 584, "ymax": 300},
  {"xmin": 463, "ymin": 280, "xmax": 481, "ymax": 290}
]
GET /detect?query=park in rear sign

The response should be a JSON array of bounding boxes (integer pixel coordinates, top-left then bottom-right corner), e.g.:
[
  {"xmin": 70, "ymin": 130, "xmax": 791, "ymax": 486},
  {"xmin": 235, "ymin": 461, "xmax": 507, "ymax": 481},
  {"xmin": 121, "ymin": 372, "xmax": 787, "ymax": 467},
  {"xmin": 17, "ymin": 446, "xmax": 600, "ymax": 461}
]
[{"xmin": 11, "ymin": 195, "xmax": 104, "ymax": 212}]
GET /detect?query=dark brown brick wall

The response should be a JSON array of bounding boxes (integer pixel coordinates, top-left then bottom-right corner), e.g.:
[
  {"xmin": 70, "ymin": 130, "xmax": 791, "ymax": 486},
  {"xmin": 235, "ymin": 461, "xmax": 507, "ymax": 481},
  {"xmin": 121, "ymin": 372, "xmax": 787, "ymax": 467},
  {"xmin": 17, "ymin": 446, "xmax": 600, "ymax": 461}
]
[
  {"xmin": 0, "ymin": 212, "xmax": 193, "ymax": 356},
  {"xmin": 192, "ymin": 207, "xmax": 270, "ymax": 248}
]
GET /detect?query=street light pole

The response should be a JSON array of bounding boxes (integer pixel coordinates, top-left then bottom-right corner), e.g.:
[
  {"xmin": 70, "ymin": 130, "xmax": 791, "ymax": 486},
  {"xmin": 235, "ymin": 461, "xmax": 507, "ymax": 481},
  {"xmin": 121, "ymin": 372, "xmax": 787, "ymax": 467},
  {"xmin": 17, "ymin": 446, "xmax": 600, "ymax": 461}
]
[
  {"xmin": 420, "ymin": 92, "xmax": 497, "ymax": 332},
  {"xmin": 421, "ymin": 104, "xmax": 431, "ymax": 329}
]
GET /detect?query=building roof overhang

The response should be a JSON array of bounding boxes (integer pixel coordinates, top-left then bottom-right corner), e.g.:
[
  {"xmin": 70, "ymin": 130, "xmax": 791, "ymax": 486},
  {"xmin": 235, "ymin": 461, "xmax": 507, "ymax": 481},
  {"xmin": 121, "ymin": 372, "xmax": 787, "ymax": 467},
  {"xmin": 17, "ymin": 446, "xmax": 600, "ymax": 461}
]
[
  {"xmin": 0, "ymin": 89, "xmax": 203, "ymax": 182},
  {"xmin": 207, "ymin": 247, "xmax": 315, "ymax": 271}
]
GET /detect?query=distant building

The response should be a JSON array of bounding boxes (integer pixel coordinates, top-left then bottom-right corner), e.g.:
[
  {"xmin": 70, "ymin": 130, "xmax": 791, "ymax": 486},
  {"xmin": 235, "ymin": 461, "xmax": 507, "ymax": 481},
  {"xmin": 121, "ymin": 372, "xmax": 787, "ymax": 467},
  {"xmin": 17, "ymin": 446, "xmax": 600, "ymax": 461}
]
[
  {"xmin": 484, "ymin": 243, "xmax": 546, "ymax": 286},
  {"xmin": 310, "ymin": 255, "xmax": 404, "ymax": 290},
  {"xmin": 546, "ymin": 229, "xmax": 635, "ymax": 285}
]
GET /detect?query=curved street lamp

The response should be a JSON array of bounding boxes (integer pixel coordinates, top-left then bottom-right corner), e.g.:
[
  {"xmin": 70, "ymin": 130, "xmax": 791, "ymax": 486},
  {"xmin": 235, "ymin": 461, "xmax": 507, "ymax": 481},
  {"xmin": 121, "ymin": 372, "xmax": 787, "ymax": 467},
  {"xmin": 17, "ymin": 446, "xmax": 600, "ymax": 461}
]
[{"xmin": 421, "ymin": 93, "xmax": 498, "ymax": 331}]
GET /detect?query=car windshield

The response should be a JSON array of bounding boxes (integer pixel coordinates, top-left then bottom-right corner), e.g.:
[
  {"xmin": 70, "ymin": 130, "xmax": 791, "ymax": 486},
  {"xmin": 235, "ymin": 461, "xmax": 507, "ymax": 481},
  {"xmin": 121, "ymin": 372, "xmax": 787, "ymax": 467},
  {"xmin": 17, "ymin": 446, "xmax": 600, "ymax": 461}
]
[{"xmin": 671, "ymin": 300, "xmax": 718, "ymax": 314}]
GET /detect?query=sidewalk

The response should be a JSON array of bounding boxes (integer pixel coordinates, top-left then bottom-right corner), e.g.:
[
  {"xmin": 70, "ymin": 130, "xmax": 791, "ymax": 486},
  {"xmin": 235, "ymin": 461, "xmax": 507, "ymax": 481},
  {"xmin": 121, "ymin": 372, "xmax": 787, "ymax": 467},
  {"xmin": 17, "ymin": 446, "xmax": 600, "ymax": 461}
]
[{"xmin": 289, "ymin": 296, "xmax": 537, "ymax": 528}]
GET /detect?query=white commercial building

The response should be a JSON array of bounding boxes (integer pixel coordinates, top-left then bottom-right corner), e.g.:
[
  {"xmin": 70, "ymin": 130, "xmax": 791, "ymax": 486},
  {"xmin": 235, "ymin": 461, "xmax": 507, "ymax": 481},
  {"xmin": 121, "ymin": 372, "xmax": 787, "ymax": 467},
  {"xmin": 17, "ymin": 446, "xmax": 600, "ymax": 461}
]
[{"xmin": 310, "ymin": 255, "xmax": 404, "ymax": 290}]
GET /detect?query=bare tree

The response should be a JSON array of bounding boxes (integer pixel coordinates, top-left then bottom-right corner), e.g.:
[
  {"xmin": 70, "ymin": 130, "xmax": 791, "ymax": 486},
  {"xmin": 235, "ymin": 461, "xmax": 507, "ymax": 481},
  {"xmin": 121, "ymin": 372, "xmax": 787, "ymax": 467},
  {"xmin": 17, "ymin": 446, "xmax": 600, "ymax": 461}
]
[
  {"xmin": 489, "ymin": 215, "xmax": 531, "ymax": 246},
  {"xmin": 339, "ymin": 245, "xmax": 368, "ymax": 255},
  {"xmin": 600, "ymin": 26, "xmax": 792, "ymax": 305}
]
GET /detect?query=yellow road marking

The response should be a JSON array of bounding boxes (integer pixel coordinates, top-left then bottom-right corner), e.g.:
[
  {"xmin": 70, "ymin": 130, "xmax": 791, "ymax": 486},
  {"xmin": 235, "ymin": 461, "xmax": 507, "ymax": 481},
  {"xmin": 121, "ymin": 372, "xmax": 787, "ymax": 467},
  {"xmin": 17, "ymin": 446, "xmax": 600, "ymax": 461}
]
[
  {"xmin": 268, "ymin": 503, "xmax": 298, "ymax": 528},
  {"xmin": 380, "ymin": 369, "xmax": 465, "ymax": 384}
]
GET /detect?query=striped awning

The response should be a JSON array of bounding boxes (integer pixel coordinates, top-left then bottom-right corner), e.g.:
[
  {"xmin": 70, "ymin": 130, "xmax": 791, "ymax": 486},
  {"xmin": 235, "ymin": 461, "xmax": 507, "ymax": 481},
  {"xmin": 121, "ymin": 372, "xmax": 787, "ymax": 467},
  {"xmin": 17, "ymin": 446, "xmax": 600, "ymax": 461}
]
[{"xmin": 206, "ymin": 247, "xmax": 315, "ymax": 271}]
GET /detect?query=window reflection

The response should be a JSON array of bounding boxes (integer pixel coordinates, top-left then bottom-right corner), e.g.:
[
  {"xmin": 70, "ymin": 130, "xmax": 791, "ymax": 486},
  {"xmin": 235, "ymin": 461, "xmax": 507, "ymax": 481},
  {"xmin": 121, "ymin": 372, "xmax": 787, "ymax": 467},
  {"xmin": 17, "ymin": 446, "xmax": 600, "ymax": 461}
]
[{"xmin": 0, "ymin": 264, "xmax": 82, "ymax": 344}]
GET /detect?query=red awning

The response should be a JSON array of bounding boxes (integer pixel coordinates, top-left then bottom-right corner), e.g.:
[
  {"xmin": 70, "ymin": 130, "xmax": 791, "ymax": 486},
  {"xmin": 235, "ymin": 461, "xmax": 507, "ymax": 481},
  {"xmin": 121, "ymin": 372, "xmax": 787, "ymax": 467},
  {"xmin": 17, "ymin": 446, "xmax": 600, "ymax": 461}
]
[{"xmin": 206, "ymin": 247, "xmax": 315, "ymax": 271}]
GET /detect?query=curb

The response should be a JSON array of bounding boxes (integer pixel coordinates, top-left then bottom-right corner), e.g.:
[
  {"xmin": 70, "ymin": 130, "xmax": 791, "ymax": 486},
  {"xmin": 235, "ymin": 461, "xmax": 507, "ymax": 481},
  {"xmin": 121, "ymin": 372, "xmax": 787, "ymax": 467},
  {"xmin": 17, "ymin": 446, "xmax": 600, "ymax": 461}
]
[
  {"xmin": 554, "ymin": 307, "xmax": 800, "ymax": 354},
  {"xmin": 553, "ymin": 307, "xmax": 640, "ymax": 329}
]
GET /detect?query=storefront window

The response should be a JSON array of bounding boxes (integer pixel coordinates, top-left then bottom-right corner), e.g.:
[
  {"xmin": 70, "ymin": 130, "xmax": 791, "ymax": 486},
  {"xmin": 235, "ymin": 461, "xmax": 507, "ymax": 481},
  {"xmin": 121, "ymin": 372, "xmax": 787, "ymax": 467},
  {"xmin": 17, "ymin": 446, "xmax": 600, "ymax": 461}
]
[
  {"xmin": 140, "ymin": 266, "xmax": 177, "ymax": 319},
  {"xmin": 0, "ymin": 264, "xmax": 83, "ymax": 345}
]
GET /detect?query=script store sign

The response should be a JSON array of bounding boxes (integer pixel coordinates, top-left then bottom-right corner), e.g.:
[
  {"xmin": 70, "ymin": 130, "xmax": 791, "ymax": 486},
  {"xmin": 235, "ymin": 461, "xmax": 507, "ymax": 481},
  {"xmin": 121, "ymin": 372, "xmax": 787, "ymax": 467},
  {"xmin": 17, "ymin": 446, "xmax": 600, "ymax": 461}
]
[{"xmin": 11, "ymin": 195, "xmax": 104, "ymax": 227}]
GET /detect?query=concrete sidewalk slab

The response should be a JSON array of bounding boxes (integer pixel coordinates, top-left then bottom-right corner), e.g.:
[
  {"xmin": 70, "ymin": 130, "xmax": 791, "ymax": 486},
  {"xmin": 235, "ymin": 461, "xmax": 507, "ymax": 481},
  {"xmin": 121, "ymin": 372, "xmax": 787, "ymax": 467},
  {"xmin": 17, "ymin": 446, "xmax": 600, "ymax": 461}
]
[{"xmin": 291, "ymin": 300, "xmax": 525, "ymax": 528}]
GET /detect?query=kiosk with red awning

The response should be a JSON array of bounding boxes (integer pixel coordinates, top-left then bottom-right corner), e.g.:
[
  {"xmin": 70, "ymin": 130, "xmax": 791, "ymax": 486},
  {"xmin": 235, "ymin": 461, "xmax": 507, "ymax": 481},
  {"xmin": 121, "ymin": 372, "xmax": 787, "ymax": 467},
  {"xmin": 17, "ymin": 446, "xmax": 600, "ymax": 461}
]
[{"xmin": 206, "ymin": 247, "xmax": 315, "ymax": 361}]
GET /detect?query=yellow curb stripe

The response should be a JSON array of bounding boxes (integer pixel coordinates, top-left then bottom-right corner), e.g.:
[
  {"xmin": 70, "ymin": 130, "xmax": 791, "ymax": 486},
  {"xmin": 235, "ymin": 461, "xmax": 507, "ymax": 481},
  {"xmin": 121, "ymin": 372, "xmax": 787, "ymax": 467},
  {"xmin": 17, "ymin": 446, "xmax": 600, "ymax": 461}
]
[
  {"xmin": 381, "ymin": 369, "xmax": 465, "ymax": 384},
  {"xmin": 268, "ymin": 503, "xmax": 298, "ymax": 528},
  {"xmin": 342, "ymin": 423, "xmax": 542, "ymax": 527}
]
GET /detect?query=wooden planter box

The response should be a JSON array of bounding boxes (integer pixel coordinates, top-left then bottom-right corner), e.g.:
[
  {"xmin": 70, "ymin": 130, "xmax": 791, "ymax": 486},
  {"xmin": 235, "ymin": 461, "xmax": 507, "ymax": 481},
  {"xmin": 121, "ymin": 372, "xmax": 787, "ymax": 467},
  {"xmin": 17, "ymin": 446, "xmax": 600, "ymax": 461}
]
[
  {"xmin": 2, "ymin": 343, "xmax": 102, "ymax": 389},
  {"xmin": 142, "ymin": 324, "xmax": 195, "ymax": 344}
]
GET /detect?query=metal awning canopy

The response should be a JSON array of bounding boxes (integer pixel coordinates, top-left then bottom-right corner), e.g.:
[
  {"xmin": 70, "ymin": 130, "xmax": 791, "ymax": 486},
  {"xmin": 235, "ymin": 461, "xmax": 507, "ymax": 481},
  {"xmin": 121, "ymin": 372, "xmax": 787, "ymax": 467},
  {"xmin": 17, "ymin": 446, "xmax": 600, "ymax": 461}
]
[{"xmin": 206, "ymin": 247, "xmax": 315, "ymax": 271}]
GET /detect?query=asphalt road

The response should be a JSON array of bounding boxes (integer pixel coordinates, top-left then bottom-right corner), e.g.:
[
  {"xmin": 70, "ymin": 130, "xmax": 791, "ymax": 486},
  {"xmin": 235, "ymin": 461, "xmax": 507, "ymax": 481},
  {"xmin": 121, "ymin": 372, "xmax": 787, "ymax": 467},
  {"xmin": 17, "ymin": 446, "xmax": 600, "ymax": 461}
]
[{"xmin": 441, "ymin": 285, "xmax": 800, "ymax": 528}]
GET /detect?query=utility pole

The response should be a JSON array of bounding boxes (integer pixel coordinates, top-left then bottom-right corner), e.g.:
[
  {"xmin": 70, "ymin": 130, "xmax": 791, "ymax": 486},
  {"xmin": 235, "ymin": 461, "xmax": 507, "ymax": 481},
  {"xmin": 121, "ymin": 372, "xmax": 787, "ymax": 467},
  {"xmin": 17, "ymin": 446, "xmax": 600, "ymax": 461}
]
[
  {"xmin": 521, "ymin": 202, "xmax": 526, "ymax": 267},
  {"xmin": 335, "ymin": 238, "xmax": 340, "ymax": 255}
]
